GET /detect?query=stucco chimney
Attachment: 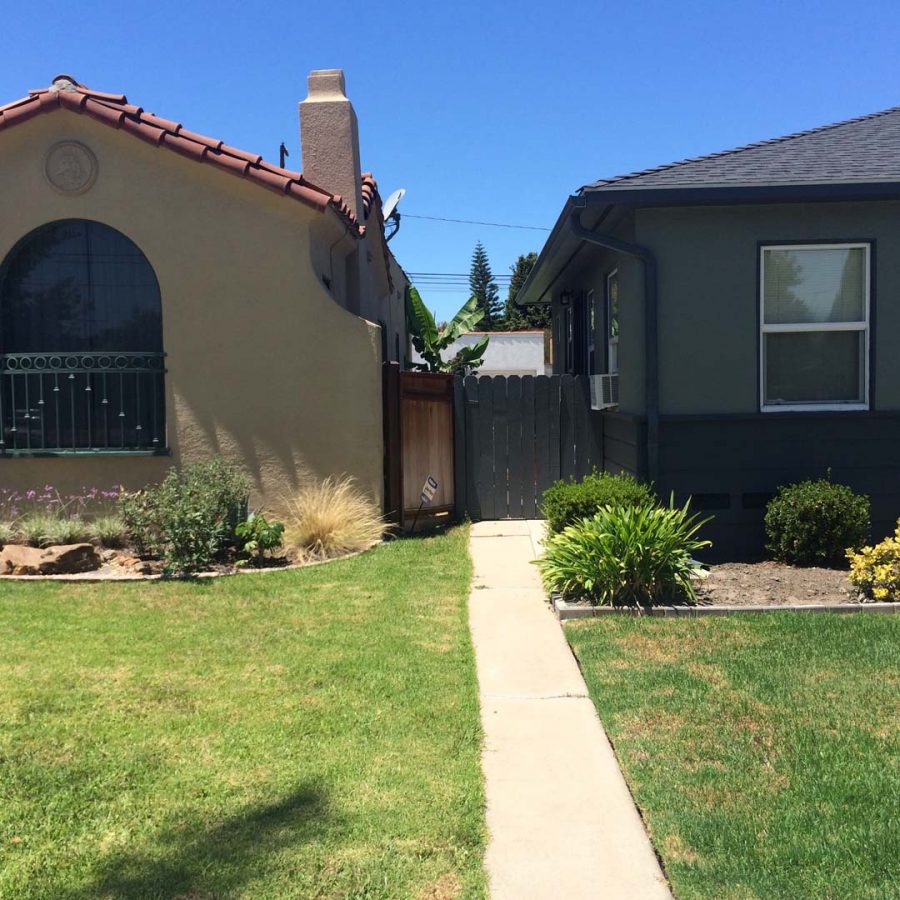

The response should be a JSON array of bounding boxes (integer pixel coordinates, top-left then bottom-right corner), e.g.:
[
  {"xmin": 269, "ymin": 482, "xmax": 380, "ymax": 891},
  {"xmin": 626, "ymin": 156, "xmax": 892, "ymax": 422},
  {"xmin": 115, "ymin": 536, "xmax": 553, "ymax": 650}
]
[{"xmin": 300, "ymin": 69, "xmax": 363, "ymax": 221}]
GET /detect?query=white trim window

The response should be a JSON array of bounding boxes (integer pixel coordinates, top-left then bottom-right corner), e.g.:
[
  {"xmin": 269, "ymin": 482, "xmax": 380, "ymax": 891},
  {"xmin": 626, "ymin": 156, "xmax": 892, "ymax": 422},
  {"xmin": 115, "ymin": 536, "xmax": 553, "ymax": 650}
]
[
  {"xmin": 760, "ymin": 243, "xmax": 870, "ymax": 411},
  {"xmin": 606, "ymin": 269, "xmax": 619, "ymax": 374}
]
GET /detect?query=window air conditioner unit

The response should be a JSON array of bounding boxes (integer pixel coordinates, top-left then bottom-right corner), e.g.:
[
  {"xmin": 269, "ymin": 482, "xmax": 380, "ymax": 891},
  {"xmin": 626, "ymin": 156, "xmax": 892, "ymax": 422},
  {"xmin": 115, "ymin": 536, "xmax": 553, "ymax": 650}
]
[{"xmin": 590, "ymin": 373, "xmax": 619, "ymax": 410}]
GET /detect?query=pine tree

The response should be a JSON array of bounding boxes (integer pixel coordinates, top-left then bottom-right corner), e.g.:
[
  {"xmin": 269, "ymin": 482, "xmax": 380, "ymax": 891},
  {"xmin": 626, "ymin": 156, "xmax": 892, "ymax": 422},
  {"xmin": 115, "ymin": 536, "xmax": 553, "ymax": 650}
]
[
  {"xmin": 469, "ymin": 241, "xmax": 502, "ymax": 329},
  {"xmin": 503, "ymin": 252, "xmax": 549, "ymax": 330}
]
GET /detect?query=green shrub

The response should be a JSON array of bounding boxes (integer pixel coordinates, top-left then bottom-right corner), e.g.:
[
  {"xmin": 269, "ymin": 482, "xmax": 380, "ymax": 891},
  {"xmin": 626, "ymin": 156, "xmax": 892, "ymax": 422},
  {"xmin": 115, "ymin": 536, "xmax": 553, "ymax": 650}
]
[
  {"xmin": 536, "ymin": 499, "xmax": 711, "ymax": 606},
  {"xmin": 541, "ymin": 470, "xmax": 654, "ymax": 533},
  {"xmin": 120, "ymin": 458, "xmax": 250, "ymax": 574},
  {"xmin": 847, "ymin": 522, "xmax": 900, "ymax": 601},
  {"xmin": 235, "ymin": 512, "xmax": 285, "ymax": 564},
  {"xmin": 0, "ymin": 521, "xmax": 15, "ymax": 544},
  {"xmin": 765, "ymin": 477, "xmax": 870, "ymax": 567}
]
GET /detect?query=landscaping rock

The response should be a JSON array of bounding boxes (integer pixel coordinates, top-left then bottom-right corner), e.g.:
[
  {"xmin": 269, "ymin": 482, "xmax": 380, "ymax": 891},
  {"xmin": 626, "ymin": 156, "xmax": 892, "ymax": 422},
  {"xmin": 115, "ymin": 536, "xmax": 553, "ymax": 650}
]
[{"xmin": 0, "ymin": 543, "xmax": 101, "ymax": 576}]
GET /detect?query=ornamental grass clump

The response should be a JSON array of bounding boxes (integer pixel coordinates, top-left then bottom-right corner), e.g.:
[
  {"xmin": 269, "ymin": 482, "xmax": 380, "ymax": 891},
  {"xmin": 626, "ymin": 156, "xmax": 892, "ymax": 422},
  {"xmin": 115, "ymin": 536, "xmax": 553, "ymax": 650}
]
[
  {"xmin": 541, "ymin": 470, "xmax": 654, "ymax": 534},
  {"xmin": 1, "ymin": 485, "xmax": 122, "ymax": 548},
  {"xmin": 89, "ymin": 515, "xmax": 129, "ymax": 549},
  {"xmin": 847, "ymin": 522, "xmax": 900, "ymax": 601},
  {"xmin": 765, "ymin": 476, "xmax": 869, "ymax": 567},
  {"xmin": 37, "ymin": 516, "xmax": 93, "ymax": 547},
  {"xmin": 536, "ymin": 499, "xmax": 711, "ymax": 606},
  {"xmin": 284, "ymin": 475, "xmax": 385, "ymax": 561}
]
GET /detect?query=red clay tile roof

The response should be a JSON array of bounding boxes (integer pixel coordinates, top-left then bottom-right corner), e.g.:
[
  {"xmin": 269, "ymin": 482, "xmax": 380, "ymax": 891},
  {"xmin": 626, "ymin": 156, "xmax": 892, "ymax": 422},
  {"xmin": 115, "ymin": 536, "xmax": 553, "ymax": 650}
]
[
  {"xmin": 358, "ymin": 172, "xmax": 395, "ymax": 291},
  {"xmin": 360, "ymin": 172, "xmax": 378, "ymax": 218},
  {"xmin": 0, "ymin": 74, "xmax": 363, "ymax": 232}
]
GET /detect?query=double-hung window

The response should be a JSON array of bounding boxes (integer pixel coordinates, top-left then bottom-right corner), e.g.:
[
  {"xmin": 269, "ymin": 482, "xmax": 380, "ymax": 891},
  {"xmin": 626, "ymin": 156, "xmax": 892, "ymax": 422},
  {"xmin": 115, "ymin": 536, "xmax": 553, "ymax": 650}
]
[{"xmin": 760, "ymin": 243, "xmax": 869, "ymax": 411}]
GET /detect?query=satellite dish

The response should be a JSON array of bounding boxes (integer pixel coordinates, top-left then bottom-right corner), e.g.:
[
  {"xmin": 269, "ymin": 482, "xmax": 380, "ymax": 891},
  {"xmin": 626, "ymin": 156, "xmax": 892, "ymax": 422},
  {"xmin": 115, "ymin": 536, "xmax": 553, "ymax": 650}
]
[
  {"xmin": 382, "ymin": 188, "xmax": 406, "ymax": 242},
  {"xmin": 382, "ymin": 188, "xmax": 406, "ymax": 221}
]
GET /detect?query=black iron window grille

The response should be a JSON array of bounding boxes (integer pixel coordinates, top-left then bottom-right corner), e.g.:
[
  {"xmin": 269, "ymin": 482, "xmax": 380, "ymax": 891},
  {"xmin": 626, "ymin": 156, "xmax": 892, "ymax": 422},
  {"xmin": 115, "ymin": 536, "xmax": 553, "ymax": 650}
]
[
  {"xmin": 0, "ymin": 219, "xmax": 167, "ymax": 455},
  {"xmin": 0, "ymin": 352, "xmax": 166, "ymax": 453}
]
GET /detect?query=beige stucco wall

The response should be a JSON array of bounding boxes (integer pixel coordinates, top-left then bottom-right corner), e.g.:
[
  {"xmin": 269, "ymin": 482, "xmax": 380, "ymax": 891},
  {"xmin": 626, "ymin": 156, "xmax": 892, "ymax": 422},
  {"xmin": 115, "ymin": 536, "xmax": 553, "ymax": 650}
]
[{"xmin": 0, "ymin": 111, "xmax": 384, "ymax": 513}]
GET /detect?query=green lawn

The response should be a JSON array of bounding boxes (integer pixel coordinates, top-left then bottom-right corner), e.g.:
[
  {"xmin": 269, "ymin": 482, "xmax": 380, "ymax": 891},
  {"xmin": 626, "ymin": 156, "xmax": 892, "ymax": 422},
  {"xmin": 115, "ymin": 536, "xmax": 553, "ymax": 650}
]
[
  {"xmin": 566, "ymin": 614, "xmax": 899, "ymax": 900},
  {"xmin": 0, "ymin": 528, "xmax": 486, "ymax": 899}
]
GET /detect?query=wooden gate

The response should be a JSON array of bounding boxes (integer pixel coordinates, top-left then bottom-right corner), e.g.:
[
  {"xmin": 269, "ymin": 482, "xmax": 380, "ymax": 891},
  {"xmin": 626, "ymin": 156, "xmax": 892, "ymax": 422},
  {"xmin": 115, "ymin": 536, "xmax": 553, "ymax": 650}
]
[
  {"xmin": 453, "ymin": 374, "xmax": 601, "ymax": 520},
  {"xmin": 383, "ymin": 364, "xmax": 455, "ymax": 528}
]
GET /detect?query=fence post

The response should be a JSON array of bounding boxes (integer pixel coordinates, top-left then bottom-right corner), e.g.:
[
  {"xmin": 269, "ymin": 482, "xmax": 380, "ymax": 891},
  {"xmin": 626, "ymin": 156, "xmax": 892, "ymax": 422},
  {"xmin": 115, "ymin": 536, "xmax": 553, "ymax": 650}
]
[
  {"xmin": 382, "ymin": 362, "xmax": 402, "ymax": 525},
  {"xmin": 453, "ymin": 375, "xmax": 467, "ymax": 521}
]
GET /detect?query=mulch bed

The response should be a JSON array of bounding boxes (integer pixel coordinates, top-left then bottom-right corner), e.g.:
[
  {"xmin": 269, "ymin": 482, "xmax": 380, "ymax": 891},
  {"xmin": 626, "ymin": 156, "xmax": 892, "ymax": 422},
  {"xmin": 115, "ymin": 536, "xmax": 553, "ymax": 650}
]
[{"xmin": 696, "ymin": 561, "xmax": 855, "ymax": 606}]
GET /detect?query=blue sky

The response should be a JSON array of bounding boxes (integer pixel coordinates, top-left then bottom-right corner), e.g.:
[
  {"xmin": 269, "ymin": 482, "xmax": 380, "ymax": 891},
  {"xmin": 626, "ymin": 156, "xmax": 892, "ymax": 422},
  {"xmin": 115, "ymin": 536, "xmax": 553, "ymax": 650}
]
[{"xmin": 3, "ymin": 0, "xmax": 900, "ymax": 319}]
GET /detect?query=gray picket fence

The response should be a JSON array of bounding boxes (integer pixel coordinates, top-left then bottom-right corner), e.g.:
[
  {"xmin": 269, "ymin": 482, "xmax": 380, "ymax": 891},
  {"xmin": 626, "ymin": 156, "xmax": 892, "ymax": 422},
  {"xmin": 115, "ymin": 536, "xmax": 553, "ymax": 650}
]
[{"xmin": 453, "ymin": 374, "xmax": 602, "ymax": 520}]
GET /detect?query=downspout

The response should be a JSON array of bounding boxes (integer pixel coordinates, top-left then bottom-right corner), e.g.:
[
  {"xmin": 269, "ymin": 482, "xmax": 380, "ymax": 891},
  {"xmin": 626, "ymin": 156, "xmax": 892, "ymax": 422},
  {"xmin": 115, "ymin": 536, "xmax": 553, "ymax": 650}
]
[{"xmin": 568, "ymin": 203, "xmax": 659, "ymax": 484}]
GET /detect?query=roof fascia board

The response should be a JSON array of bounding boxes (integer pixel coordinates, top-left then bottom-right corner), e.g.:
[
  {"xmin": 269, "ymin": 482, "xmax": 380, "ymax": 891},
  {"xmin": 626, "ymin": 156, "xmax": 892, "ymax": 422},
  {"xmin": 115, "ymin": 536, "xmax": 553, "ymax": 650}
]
[
  {"xmin": 517, "ymin": 200, "xmax": 629, "ymax": 305},
  {"xmin": 515, "ymin": 196, "xmax": 577, "ymax": 305},
  {"xmin": 580, "ymin": 181, "xmax": 900, "ymax": 207}
]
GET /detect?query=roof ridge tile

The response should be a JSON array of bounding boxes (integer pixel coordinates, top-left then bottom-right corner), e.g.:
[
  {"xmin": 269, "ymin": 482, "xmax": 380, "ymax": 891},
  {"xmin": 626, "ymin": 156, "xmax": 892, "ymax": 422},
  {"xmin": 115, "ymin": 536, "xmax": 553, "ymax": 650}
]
[{"xmin": 0, "ymin": 74, "xmax": 368, "ymax": 233}]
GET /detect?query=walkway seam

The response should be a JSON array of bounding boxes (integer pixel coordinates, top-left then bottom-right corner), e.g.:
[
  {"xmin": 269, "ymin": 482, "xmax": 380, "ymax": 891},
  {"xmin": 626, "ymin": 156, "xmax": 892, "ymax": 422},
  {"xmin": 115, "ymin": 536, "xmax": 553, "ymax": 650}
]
[{"xmin": 483, "ymin": 692, "xmax": 589, "ymax": 701}]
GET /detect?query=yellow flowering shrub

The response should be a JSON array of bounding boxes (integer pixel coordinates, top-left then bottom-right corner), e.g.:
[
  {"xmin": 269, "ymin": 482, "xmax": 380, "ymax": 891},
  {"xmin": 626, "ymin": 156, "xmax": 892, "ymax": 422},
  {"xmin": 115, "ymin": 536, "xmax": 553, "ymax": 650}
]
[{"xmin": 846, "ymin": 522, "xmax": 900, "ymax": 601}]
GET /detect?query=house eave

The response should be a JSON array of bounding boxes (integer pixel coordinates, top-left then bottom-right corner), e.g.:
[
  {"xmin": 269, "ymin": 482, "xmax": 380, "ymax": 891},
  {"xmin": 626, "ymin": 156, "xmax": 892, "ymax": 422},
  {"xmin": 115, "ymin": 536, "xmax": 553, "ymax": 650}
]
[{"xmin": 517, "ymin": 179, "xmax": 900, "ymax": 307}]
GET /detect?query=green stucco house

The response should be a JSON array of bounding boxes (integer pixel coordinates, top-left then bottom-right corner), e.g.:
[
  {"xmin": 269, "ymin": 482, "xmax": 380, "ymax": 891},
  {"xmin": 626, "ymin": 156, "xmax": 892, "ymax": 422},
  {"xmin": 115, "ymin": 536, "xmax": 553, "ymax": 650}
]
[{"xmin": 519, "ymin": 106, "xmax": 900, "ymax": 559}]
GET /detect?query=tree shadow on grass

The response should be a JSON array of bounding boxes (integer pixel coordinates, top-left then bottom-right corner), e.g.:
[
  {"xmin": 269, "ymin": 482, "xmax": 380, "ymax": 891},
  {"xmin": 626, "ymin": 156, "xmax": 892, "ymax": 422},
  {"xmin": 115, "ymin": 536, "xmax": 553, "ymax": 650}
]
[{"xmin": 66, "ymin": 784, "xmax": 331, "ymax": 899}]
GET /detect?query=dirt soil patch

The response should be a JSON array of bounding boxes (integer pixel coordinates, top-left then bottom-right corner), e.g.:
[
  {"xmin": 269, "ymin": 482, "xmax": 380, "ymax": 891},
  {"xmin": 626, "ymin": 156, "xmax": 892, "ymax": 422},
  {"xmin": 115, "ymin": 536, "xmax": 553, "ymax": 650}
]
[{"xmin": 696, "ymin": 561, "xmax": 854, "ymax": 606}]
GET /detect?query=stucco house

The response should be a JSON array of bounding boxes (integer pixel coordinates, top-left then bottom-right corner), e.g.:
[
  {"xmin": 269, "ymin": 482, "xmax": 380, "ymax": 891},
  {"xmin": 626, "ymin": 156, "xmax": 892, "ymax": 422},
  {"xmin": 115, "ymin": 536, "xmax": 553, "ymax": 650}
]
[
  {"xmin": 518, "ymin": 106, "xmax": 900, "ymax": 559},
  {"xmin": 0, "ymin": 70, "xmax": 408, "ymax": 512}
]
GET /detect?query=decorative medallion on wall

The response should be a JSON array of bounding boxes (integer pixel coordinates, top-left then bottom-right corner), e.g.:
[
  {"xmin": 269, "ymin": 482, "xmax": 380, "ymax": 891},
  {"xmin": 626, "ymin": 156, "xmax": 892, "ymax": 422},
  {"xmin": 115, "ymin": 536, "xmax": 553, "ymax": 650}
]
[{"xmin": 44, "ymin": 141, "xmax": 98, "ymax": 195}]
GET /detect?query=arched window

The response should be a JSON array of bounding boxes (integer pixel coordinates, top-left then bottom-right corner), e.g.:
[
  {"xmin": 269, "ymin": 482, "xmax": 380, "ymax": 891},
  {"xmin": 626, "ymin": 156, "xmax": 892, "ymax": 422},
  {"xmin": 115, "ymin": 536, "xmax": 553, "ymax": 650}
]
[{"xmin": 0, "ymin": 220, "xmax": 165, "ymax": 453}]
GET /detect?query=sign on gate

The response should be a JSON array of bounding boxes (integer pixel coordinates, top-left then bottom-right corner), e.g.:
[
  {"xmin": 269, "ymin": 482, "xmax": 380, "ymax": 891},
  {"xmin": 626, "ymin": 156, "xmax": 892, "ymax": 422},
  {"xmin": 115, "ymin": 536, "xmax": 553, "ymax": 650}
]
[{"xmin": 420, "ymin": 475, "xmax": 438, "ymax": 505}]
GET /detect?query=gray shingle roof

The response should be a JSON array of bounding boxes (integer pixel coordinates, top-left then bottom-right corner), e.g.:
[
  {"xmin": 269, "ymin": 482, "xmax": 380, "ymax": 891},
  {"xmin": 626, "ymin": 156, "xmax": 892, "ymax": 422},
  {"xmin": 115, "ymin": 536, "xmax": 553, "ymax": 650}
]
[{"xmin": 582, "ymin": 106, "xmax": 900, "ymax": 192}]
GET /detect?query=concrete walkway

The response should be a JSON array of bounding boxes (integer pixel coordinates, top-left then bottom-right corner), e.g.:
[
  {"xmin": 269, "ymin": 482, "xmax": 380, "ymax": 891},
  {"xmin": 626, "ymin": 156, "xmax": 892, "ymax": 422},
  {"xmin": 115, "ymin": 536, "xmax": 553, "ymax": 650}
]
[{"xmin": 468, "ymin": 520, "xmax": 671, "ymax": 900}]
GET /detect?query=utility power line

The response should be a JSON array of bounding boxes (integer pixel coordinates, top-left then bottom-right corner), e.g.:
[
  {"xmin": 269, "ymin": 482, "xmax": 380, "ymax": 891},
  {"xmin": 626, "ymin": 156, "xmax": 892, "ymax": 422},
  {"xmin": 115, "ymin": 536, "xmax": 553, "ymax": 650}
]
[
  {"xmin": 402, "ymin": 213, "xmax": 551, "ymax": 231},
  {"xmin": 409, "ymin": 272, "xmax": 512, "ymax": 277},
  {"xmin": 409, "ymin": 273, "xmax": 512, "ymax": 282}
]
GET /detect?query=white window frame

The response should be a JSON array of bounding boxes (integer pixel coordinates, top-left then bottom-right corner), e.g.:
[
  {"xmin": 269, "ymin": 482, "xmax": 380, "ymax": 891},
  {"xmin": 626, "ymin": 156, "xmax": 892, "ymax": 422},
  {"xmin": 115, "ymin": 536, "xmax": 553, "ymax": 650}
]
[
  {"xmin": 759, "ymin": 243, "xmax": 870, "ymax": 413},
  {"xmin": 606, "ymin": 269, "xmax": 619, "ymax": 375}
]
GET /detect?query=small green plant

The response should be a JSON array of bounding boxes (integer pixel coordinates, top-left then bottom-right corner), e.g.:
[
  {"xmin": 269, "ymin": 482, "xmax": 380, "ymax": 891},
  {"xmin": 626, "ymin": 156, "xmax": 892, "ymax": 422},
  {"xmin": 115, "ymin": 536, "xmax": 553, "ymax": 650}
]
[
  {"xmin": 89, "ymin": 515, "xmax": 129, "ymax": 549},
  {"xmin": 120, "ymin": 458, "xmax": 250, "ymax": 574},
  {"xmin": 536, "ymin": 498, "xmax": 711, "ymax": 606},
  {"xmin": 0, "ymin": 521, "xmax": 15, "ymax": 544},
  {"xmin": 541, "ymin": 470, "xmax": 654, "ymax": 533},
  {"xmin": 235, "ymin": 513, "xmax": 285, "ymax": 564},
  {"xmin": 765, "ymin": 476, "xmax": 869, "ymax": 567}
]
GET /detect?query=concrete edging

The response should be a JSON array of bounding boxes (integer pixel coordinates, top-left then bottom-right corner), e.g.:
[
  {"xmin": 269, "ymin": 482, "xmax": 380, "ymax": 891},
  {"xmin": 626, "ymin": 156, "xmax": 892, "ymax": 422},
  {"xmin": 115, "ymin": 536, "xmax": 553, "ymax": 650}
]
[{"xmin": 553, "ymin": 596, "xmax": 900, "ymax": 620}]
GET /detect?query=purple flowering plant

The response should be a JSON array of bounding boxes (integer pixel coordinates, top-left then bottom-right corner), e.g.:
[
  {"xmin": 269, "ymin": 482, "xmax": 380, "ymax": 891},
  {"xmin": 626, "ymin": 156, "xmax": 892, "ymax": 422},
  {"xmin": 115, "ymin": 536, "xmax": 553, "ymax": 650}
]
[{"xmin": 0, "ymin": 484, "xmax": 122, "ymax": 523}]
